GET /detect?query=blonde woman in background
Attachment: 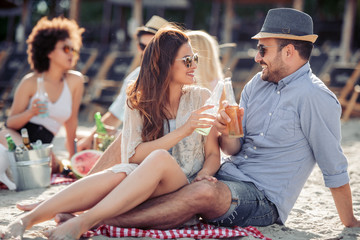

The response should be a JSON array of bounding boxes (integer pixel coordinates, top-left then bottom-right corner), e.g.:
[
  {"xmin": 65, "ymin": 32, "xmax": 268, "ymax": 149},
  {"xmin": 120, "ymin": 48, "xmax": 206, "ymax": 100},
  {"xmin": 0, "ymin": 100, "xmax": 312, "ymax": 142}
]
[{"xmin": 187, "ymin": 30, "xmax": 224, "ymax": 91}]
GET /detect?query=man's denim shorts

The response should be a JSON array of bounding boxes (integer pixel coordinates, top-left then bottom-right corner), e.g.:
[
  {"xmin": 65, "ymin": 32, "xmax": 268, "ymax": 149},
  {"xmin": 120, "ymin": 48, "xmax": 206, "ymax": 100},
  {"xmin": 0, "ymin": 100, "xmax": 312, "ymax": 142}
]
[{"xmin": 207, "ymin": 177, "xmax": 279, "ymax": 227}]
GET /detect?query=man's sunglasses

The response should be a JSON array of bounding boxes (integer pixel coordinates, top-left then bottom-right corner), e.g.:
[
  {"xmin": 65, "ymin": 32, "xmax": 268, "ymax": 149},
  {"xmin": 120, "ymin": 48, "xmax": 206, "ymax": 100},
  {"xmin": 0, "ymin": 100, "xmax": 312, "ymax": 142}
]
[
  {"xmin": 62, "ymin": 45, "xmax": 79, "ymax": 55},
  {"xmin": 138, "ymin": 42, "xmax": 147, "ymax": 51},
  {"xmin": 176, "ymin": 53, "xmax": 199, "ymax": 68},
  {"xmin": 257, "ymin": 44, "xmax": 278, "ymax": 58}
]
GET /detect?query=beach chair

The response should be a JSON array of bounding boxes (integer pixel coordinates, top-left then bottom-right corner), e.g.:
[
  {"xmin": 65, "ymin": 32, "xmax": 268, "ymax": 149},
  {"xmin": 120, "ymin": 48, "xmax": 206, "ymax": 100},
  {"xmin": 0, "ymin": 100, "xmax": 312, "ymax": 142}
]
[
  {"xmin": 228, "ymin": 51, "xmax": 260, "ymax": 101},
  {"xmin": 309, "ymin": 48, "xmax": 329, "ymax": 76},
  {"xmin": 82, "ymin": 50, "xmax": 133, "ymax": 120},
  {"xmin": 75, "ymin": 47, "xmax": 99, "ymax": 76},
  {"xmin": 219, "ymin": 42, "xmax": 237, "ymax": 69},
  {"xmin": 0, "ymin": 49, "xmax": 28, "ymax": 120},
  {"xmin": 337, "ymin": 61, "xmax": 360, "ymax": 121}
]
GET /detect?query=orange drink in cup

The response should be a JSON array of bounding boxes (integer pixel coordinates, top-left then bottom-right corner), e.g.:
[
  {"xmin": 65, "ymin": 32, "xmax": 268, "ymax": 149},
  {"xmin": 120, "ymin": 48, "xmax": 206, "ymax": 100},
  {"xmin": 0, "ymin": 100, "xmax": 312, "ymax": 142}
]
[{"xmin": 225, "ymin": 105, "xmax": 244, "ymax": 138}]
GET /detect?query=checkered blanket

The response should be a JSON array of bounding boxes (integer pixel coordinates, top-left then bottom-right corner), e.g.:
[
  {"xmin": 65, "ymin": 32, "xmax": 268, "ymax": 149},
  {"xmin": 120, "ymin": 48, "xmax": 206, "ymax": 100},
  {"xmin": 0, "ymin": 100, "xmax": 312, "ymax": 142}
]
[
  {"xmin": 50, "ymin": 173, "xmax": 76, "ymax": 185},
  {"xmin": 82, "ymin": 223, "xmax": 271, "ymax": 239}
]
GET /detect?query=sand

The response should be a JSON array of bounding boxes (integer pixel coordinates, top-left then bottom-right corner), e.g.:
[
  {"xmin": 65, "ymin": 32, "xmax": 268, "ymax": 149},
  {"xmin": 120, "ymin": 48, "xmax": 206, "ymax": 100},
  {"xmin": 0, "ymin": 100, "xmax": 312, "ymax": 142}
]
[{"xmin": 1, "ymin": 119, "xmax": 360, "ymax": 240}]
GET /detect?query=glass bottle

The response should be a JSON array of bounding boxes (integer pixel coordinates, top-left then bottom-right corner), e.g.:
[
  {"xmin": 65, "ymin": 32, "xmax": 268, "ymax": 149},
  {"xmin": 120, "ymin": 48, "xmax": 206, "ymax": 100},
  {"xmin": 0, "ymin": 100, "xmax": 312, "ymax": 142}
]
[
  {"xmin": 93, "ymin": 112, "xmax": 107, "ymax": 150},
  {"xmin": 224, "ymin": 77, "xmax": 244, "ymax": 138},
  {"xmin": 195, "ymin": 79, "xmax": 224, "ymax": 136},
  {"xmin": 5, "ymin": 134, "xmax": 17, "ymax": 151},
  {"xmin": 35, "ymin": 76, "xmax": 49, "ymax": 118},
  {"xmin": 94, "ymin": 112, "xmax": 107, "ymax": 134},
  {"xmin": 21, "ymin": 128, "xmax": 32, "ymax": 150}
]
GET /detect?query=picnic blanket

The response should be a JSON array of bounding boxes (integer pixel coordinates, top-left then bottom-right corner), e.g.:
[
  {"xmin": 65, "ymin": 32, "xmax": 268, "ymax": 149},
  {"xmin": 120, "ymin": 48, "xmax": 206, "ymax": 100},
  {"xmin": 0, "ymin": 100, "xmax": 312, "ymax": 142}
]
[
  {"xmin": 50, "ymin": 173, "xmax": 76, "ymax": 185},
  {"xmin": 82, "ymin": 223, "xmax": 271, "ymax": 239},
  {"xmin": 1, "ymin": 174, "xmax": 271, "ymax": 239}
]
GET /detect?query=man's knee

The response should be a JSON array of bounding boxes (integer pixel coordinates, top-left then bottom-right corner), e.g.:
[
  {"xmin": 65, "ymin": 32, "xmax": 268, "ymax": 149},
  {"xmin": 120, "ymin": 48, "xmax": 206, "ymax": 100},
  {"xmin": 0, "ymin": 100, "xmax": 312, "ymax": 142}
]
[
  {"xmin": 183, "ymin": 180, "xmax": 230, "ymax": 210},
  {"xmin": 189, "ymin": 180, "xmax": 231, "ymax": 219}
]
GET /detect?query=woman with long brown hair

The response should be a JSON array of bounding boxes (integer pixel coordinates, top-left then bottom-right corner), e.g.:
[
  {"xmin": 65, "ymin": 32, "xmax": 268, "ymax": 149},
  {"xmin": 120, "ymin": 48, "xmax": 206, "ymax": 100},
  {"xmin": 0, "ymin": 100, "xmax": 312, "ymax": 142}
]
[{"xmin": 1, "ymin": 26, "xmax": 220, "ymax": 239}]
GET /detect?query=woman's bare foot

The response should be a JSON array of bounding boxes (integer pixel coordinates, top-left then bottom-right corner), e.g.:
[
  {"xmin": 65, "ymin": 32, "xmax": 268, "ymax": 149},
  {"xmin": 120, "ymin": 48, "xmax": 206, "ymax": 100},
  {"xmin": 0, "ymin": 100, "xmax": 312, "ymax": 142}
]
[
  {"xmin": 44, "ymin": 216, "xmax": 89, "ymax": 240},
  {"xmin": 16, "ymin": 201, "xmax": 42, "ymax": 211},
  {"xmin": 0, "ymin": 219, "xmax": 26, "ymax": 239},
  {"xmin": 55, "ymin": 213, "xmax": 103, "ymax": 229}
]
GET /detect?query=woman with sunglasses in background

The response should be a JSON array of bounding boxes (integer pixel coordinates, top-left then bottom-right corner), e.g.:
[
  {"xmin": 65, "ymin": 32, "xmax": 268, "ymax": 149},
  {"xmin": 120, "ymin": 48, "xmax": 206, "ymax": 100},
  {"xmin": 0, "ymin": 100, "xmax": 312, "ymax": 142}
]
[
  {"xmin": 1, "ymin": 25, "xmax": 221, "ymax": 240},
  {"xmin": 0, "ymin": 16, "xmax": 85, "ymax": 173}
]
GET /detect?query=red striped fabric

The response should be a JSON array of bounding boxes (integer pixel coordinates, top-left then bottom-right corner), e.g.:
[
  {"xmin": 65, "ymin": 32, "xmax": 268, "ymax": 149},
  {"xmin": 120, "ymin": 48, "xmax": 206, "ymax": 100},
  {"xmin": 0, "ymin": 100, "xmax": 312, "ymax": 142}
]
[
  {"xmin": 82, "ymin": 223, "xmax": 271, "ymax": 240},
  {"xmin": 50, "ymin": 173, "xmax": 76, "ymax": 185}
]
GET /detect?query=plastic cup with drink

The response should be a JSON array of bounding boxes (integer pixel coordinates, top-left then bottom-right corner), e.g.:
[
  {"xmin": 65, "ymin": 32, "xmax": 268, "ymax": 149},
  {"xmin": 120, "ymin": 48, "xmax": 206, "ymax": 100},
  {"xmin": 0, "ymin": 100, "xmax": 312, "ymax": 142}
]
[{"xmin": 195, "ymin": 79, "xmax": 224, "ymax": 136}]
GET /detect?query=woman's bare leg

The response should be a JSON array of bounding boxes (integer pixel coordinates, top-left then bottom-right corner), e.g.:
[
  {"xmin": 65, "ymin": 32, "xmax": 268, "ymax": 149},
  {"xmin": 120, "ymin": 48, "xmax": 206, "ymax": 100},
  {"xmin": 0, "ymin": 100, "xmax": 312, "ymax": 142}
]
[
  {"xmin": 1, "ymin": 170, "xmax": 126, "ymax": 239},
  {"xmin": 16, "ymin": 201, "xmax": 43, "ymax": 211},
  {"xmin": 45, "ymin": 149, "xmax": 188, "ymax": 240},
  {"xmin": 16, "ymin": 136, "xmax": 125, "ymax": 213}
]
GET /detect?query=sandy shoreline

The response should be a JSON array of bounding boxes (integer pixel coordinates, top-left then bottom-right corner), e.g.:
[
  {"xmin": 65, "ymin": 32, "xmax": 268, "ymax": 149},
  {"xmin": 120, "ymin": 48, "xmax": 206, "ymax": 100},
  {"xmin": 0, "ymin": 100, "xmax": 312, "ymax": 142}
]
[{"xmin": 1, "ymin": 119, "xmax": 360, "ymax": 239}]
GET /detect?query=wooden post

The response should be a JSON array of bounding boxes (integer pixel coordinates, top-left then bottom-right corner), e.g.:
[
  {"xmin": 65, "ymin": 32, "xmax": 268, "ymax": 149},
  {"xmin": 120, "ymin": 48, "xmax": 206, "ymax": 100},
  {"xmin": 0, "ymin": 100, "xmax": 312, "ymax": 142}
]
[
  {"xmin": 222, "ymin": 0, "xmax": 234, "ymax": 44},
  {"xmin": 69, "ymin": 0, "xmax": 80, "ymax": 22},
  {"xmin": 340, "ymin": 0, "xmax": 357, "ymax": 63},
  {"xmin": 209, "ymin": 0, "xmax": 221, "ymax": 36},
  {"xmin": 101, "ymin": 1, "xmax": 112, "ymax": 45},
  {"xmin": 133, "ymin": 0, "xmax": 143, "ymax": 26},
  {"xmin": 292, "ymin": 0, "xmax": 304, "ymax": 11},
  {"xmin": 18, "ymin": 0, "xmax": 29, "ymax": 52}
]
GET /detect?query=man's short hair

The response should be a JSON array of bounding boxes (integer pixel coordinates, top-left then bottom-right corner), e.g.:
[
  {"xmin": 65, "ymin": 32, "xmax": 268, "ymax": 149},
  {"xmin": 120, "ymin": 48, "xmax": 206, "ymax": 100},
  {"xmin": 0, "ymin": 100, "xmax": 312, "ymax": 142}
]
[{"xmin": 277, "ymin": 39, "xmax": 313, "ymax": 61}]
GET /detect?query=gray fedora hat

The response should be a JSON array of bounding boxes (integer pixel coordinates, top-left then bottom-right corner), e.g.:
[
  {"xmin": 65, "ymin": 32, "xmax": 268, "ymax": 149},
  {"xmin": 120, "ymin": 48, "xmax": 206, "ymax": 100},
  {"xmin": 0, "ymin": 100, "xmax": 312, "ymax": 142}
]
[{"xmin": 252, "ymin": 8, "xmax": 318, "ymax": 43}]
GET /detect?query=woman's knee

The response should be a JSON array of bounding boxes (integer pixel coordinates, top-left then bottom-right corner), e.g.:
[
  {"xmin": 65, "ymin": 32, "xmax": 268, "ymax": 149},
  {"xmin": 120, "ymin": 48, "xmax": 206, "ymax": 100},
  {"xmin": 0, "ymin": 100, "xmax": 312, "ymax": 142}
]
[{"xmin": 144, "ymin": 149, "xmax": 175, "ymax": 167}]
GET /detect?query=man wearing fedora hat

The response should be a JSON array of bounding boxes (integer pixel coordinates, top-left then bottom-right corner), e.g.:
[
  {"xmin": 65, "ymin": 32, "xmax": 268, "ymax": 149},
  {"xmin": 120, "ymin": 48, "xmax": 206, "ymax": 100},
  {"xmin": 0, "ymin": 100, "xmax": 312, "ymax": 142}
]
[
  {"xmin": 75, "ymin": 15, "xmax": 169, "ymax": 152},
  {"xmin": 19, "ymin": 8, "xmax": 360, "ymax": 229}
]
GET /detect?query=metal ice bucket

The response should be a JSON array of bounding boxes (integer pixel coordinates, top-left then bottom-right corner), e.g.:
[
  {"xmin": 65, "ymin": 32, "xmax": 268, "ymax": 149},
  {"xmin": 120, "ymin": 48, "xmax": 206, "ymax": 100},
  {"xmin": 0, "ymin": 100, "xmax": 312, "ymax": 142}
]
[{"xmin": 8, "ymin": 144, "xmax": 53, "ymax": 191}]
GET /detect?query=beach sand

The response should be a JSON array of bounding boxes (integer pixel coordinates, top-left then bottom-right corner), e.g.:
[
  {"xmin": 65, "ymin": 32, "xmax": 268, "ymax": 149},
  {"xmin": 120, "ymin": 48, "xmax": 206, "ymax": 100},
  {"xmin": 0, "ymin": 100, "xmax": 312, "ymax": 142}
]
[{"xmin": 1, "ymin": 119, "xmax": 360, "ymax": 240}]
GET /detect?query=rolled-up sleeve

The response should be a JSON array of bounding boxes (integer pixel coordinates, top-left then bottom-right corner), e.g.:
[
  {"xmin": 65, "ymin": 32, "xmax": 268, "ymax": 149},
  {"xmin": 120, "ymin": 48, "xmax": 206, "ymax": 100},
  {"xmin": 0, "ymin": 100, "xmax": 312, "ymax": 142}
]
[{"xmin": 300, "ymin": 85, "xmax": 349, "ymax": 188}]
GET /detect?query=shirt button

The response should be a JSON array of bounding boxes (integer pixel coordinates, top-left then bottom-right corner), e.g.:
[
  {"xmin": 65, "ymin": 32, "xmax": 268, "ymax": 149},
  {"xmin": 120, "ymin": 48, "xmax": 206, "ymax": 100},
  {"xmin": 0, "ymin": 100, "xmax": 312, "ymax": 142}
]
[
  {"xmin": 253, "ymin": 146, "xmax": 257, "ymax": 150},
  {"xmin": 269, "ymin": 112, "xmax": 272, "ymax": 116},
  {"xmin": 260, "ymin": 132, "xmax": 264, "ymax": 136},
  {"xmin": 244, "ymin": 155, "xmax": 248, "ymax": 159},
  {"xmin": 277, "ymin": 91, "xmax": 280, "ymax": 94}
]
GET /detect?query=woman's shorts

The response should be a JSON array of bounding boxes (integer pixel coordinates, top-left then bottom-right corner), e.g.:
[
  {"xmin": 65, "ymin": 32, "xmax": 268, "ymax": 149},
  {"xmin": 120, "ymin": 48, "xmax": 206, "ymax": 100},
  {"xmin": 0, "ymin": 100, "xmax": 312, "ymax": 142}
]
[
  {"xmin": 16, "ymin": 122, "xmax": 54, "ymax": 143},
  {"xmin": 208, "ymin": 178, "xmax": 279, "ymax": 227},
  {"xmin": 110, "ymin": 163, "xmax": 138, "ymax": 175}
]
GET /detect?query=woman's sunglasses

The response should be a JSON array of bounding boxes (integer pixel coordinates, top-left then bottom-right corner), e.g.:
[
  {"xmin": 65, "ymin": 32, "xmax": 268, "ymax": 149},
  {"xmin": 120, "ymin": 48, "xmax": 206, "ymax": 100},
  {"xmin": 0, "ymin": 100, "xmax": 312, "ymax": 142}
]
[
  {"xmin": 176, "ymin": 53, "xmax": 199, "ymax": 68},
  {"xmin": 257, "ymin": 44, "xmax": 278, "ymax": 57},
  {"xmin": 138, "ymin": 42, "xmax": 147, "ymax": 51},
  {"xmin": 62, "ymin": 45, "xmax": 79, "ymax": 55}
]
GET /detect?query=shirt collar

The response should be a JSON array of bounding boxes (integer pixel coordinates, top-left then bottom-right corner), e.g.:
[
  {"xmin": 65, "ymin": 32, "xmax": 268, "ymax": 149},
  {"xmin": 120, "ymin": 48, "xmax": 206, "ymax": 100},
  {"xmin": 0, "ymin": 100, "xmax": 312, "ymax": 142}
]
[{"xmin": 277, "ymin": 62, "xmax": 310, "ymax": 90}]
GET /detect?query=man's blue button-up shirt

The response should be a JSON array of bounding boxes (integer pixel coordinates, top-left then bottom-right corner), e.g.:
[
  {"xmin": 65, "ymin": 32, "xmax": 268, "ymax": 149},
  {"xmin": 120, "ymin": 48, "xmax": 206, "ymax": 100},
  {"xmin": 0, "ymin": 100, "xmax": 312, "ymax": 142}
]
[{"xmin": 217, "ymin": 62, "xmax": 349, "ymax": 224}]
